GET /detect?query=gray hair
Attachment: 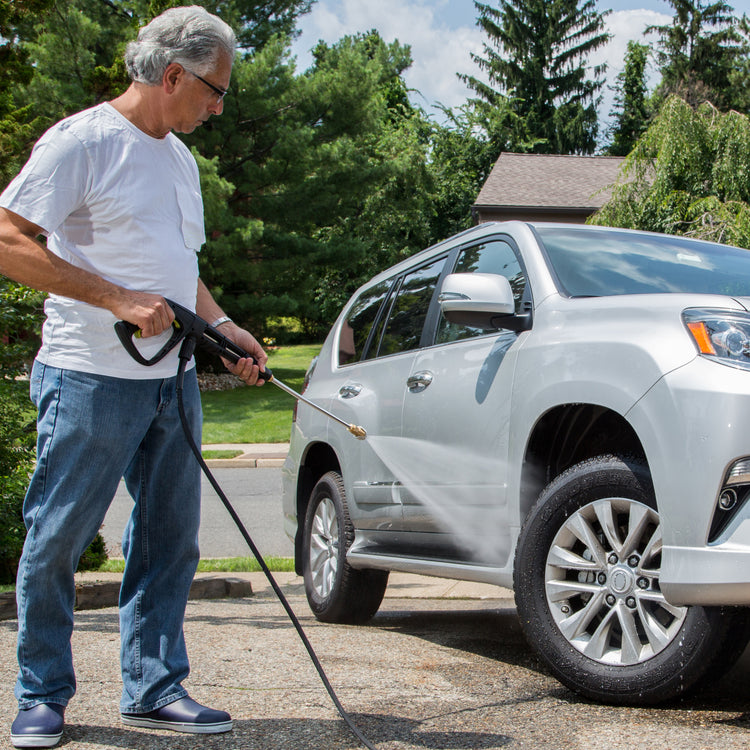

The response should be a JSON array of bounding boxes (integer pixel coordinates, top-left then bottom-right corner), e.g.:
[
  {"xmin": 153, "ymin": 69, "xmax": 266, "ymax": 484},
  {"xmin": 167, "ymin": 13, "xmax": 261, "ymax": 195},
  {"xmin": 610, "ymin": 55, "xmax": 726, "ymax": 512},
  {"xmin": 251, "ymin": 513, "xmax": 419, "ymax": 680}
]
[{"xmin": 125, "ymin": 5, "xmax": 236, "ymax": 85}]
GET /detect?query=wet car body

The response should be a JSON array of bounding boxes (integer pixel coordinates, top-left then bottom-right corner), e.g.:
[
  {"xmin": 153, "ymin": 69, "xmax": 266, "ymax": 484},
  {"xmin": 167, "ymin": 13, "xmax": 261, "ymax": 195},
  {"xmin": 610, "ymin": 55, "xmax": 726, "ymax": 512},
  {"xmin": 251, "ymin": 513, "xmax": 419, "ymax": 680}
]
[{"xmin": 282, "ymin": 221, "xmax": 750, "ymax": 704}]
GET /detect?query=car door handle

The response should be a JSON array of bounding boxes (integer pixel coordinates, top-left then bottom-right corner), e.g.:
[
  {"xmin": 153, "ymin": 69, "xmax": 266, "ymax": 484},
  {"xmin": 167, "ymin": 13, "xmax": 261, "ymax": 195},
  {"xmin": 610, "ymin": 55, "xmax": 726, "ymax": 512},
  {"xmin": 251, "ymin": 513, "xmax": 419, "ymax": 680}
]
[
  {"xmin": 407, "ymin": 371, "xmax": 433, "ymax": 393},
  {"xmin": 339, "ymin": 384, "xmax": 362, "ymax": 399}
]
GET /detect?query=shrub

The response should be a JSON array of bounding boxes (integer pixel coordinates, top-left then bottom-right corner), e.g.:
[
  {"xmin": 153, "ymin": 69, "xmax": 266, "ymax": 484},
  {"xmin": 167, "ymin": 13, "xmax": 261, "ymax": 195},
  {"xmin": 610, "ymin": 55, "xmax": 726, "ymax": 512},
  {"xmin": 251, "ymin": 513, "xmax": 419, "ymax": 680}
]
[
  {"xmin": 0, "ymin": 280, "xmax": 109, "ymax": 581},
  {"xmin": 0, "ymin": 379, "xmax": 36, "ymax": 584}
]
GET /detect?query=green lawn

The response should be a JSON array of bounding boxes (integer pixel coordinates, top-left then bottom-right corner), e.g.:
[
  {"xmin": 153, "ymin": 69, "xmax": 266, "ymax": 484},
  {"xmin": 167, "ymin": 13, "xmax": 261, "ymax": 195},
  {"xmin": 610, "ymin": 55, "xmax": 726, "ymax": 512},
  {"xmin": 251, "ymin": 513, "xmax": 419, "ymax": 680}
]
[
  {"xmin": 100, "ymin": 557, "xmax": 295, "ymax": 573},
  {"xmin": 200, "ymin": 343, "xmax": 320, "ymax": 444}
]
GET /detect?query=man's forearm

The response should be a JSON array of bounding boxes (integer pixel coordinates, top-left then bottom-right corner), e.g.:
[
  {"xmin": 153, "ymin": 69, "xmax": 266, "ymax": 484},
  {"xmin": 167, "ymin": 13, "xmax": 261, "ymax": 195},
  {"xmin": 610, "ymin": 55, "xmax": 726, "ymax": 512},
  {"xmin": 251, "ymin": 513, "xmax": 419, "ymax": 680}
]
[{"xmin": 195, "ymin": 278, "xmax": 229, "ymax": 327}]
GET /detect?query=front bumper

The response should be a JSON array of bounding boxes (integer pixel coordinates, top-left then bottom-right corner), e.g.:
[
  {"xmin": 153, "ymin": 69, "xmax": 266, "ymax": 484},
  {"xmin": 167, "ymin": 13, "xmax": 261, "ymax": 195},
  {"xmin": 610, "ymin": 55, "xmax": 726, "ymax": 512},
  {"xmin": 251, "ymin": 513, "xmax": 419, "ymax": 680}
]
[
  {"xmin": 661, "ymin": 544, "xmax": 750, "ymax": 605},
  {"xmin": 627, "ymin": 356, "xmax": 750, "ymax": 606}
]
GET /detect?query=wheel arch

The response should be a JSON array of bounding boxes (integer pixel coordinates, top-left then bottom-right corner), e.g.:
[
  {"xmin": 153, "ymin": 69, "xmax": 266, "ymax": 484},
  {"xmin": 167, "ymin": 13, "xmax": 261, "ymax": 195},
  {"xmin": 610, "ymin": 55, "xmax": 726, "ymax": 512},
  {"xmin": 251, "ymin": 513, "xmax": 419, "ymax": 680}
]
[
  {"xmin": 520, "ymin": 403, "xmax": 648, "ymax": 524},
  {"xmin": 294, "ymin": 442, "xmax": 342, "ymax": 575}
]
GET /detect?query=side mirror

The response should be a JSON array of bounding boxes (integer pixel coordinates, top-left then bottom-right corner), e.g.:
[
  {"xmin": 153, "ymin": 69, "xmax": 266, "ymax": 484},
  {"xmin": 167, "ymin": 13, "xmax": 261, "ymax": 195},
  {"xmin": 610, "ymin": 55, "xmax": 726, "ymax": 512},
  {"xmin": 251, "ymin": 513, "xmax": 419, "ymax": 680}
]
[{"xmin": 438, "ymin": 273, "xmax": 530, "ymax": 331}]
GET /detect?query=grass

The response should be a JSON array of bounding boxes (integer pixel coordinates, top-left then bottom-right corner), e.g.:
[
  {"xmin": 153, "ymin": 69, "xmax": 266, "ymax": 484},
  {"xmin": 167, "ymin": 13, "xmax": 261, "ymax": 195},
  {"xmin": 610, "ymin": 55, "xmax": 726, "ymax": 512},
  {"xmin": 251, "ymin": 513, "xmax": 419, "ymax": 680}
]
[
  {"xmin": 98, "ymin": 557, "xmax": 295, "ymax": 573},
  {"xmin": 200, "ymin": 343, "xmax": 320, "ymax": 444},
  {"xmin": 202, "ymin": 449, "xmax": 244, "ymax": 459}
]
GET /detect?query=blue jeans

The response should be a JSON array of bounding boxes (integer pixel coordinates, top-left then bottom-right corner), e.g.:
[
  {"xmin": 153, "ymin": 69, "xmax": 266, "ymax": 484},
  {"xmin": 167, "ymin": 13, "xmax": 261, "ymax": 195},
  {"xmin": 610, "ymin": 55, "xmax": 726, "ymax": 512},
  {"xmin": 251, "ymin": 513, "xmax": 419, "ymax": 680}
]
[{"xmin": 15, "ymin": 361, "xmax": 202, "ymax": 713}]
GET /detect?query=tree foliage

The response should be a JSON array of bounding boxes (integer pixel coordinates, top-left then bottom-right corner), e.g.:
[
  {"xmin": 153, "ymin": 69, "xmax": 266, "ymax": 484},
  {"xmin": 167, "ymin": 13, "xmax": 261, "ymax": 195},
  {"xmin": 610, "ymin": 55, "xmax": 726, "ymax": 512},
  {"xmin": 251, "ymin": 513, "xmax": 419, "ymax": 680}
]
[
  {"xmin": 647, "ymin": 0, "xmax": 749, "ymax": 111},
  {"xmin": 184, "ymin": 30, "xmax": 440, "ymax": 335},
  {"xmin": 591, "ymin": 96, "xmax": 750, "ymax": 248},
  {"xmin": 462, "ymin": 0, "xmax": 610, "ymax": 154},
  {"xmin": 0, "ymin": 0, "xmax": 56, "ymax": 185},
  {"xmin": 0, "ymin": 281, "xmax": 43, "ymax": 584}
]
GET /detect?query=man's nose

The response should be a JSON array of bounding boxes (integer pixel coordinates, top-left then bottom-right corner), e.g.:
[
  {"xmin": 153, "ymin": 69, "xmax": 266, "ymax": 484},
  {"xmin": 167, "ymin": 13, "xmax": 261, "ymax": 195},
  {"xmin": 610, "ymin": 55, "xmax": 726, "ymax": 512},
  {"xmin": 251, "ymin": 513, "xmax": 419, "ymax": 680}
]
[{"xmin": 208, "ymin": 98, "xmax": 224, "ymax": 116}]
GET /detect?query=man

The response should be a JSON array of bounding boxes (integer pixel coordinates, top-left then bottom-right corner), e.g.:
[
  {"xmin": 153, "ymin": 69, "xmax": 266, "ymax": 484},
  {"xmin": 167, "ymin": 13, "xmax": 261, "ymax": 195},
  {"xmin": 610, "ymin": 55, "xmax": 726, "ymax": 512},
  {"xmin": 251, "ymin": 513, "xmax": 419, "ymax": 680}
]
[{"xmin": 0, "ymin": 6, "xmax": 266, "ymax": 747}]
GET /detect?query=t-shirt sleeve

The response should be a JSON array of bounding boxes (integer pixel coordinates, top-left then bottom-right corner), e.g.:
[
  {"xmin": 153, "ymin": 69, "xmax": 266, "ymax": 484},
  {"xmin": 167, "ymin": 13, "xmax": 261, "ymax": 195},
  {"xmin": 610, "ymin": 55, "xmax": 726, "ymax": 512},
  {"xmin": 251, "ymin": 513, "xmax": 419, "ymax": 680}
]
[{"xmin": 0, "ymin": 127, "xmax": 91, "ymax": 236}]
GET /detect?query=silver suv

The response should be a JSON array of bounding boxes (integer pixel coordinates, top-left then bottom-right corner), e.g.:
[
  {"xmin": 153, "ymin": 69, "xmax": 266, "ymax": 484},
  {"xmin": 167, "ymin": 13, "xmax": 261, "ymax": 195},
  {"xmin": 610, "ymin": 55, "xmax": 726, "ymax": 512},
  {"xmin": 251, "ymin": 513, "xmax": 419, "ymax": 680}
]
[{"xmin": 281, "ymin": 221, "xmax": 750, "ymax": 705}]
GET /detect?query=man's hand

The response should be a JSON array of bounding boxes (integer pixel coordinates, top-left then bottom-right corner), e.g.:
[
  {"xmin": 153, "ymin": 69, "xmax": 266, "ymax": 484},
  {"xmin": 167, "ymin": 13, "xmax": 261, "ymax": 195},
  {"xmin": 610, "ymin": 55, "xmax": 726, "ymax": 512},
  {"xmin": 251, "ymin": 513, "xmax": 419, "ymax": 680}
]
[
  {"xmin": 218, "ymin": 323, "xmax": 268, "ymax": 386},
  {"xmin": 109, "ymin": 292, "xmax": 175, "ymax": 338}
]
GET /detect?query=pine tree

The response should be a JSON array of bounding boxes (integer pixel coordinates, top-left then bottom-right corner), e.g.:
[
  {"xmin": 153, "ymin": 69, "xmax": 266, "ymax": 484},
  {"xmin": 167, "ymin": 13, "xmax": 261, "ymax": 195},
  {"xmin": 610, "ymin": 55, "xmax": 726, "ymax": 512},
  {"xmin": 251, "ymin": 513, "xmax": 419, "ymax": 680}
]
[
  {"xmin": 605, "ymin": 41, "xmax": 650, "ymax": 156},
  {"xmin": 647, "ymin": 0, "xmax": 748, "ymax": 111},
  {"xmin": 462, "ymin": 0, "xmax": 610, "ymax": 155}
]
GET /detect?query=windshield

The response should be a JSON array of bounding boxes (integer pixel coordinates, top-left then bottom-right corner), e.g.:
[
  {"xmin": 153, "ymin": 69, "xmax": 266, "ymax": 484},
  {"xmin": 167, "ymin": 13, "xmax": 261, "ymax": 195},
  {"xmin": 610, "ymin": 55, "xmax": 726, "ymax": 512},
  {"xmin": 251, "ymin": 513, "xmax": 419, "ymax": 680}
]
[{"xmin": 535, "ymin": 226, "xmax": 750, "ymax": 298}]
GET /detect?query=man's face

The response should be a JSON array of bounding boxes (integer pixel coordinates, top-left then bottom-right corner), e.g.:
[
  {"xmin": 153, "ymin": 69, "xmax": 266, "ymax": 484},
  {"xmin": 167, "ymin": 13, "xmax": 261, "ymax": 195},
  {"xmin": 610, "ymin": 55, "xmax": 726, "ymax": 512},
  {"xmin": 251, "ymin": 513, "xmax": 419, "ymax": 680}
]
[{"xmin": 170, "ymin": 53, "xmax": 233, "ymax": 134}]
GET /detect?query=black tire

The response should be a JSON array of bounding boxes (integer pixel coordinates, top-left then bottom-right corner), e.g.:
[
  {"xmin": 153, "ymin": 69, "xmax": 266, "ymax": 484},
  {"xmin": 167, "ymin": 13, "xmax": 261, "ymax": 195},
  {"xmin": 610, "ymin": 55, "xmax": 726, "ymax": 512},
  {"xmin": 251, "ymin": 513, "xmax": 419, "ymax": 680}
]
[
  {"xmin": 302, "ymin": 471, "xmax": 388, "ymax": 624},
  {"xmin": 514, "ymin": 454, "xmax": 747, "ymax": 705}
]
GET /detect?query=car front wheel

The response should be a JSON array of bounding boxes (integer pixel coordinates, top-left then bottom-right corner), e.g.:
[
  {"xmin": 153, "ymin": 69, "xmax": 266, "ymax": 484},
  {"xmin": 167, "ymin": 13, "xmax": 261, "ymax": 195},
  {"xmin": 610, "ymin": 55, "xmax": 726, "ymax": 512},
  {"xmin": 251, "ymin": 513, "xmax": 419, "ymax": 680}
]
[
  {"xmin": 302, "ymin": 470, "xmax": 388, "ymax": 624},
  {"xmin": 514, "ymin": 454, "xmax": 750, "ymax": 705}
]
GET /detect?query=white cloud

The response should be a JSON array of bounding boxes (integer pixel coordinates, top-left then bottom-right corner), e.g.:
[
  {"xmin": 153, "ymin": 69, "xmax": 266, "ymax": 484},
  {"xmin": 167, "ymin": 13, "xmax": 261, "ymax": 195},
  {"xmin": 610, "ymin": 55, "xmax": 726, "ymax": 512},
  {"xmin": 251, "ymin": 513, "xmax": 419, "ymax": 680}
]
[
  {"xmin": 595, "ymin": 10, "xmax": 671, "ymax": 88},
  {"xmin": 291, "ymin": 0, "xmax": 485, "ymax": 116}
]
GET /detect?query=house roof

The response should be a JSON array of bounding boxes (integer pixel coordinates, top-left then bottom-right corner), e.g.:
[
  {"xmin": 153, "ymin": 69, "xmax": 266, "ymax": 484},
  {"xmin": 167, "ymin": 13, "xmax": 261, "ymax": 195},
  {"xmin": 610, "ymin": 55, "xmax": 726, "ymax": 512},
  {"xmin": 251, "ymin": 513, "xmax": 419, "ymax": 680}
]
[{"xmin": 474, "ymin": 152, "xmax": 625, "ymax": 212}]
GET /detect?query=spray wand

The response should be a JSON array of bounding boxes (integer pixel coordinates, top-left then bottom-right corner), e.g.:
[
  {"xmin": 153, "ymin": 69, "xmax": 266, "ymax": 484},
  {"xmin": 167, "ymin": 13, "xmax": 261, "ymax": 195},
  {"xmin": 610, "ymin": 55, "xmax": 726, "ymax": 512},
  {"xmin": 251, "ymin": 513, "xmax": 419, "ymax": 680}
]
[{"xmin": 115, "ymin": 299, "xmax": 366, "ymax": 439}]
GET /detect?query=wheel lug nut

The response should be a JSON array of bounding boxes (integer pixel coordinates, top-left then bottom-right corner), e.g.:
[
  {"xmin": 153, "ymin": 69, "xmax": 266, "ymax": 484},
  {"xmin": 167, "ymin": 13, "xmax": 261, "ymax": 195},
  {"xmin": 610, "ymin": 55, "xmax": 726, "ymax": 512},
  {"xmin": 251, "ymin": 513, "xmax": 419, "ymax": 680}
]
[
  {"xmin": 605, "ymin": 594, "xmax": 616, "ymax": 606},
  {"xmin": 626, "ymin": 596, "xmax": 637, "ymax": 609},
  {"xmin": 597, "ymin": 573, "xmax": 607, "ymax": 585},
  {"xmin": 608, "ymin": 553, "xmax": 618, "ymax": 565},
  {"xmin": 637, "ymin": 577, "xmax": 649, "ymax": 589},
  {"xmin": 628, "ymin": 555, "xmax": 640, "ymax": 567}
]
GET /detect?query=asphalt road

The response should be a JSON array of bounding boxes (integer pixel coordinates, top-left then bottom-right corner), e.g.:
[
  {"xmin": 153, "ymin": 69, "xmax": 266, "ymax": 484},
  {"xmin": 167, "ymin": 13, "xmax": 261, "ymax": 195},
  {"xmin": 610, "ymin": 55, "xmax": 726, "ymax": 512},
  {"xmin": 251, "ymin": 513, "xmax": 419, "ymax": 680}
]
[{"xmin": 102, "ymin": 466, "xmax": 294, "ymax": 559}]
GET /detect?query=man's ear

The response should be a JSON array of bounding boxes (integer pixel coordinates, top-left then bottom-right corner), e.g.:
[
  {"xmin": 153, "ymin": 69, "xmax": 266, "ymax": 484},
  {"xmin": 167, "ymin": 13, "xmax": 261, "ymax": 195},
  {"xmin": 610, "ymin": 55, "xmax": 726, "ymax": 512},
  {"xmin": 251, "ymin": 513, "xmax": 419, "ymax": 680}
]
[{"xmin": 163, "ymin": 62, "xmax": 183, "ymax": 94}]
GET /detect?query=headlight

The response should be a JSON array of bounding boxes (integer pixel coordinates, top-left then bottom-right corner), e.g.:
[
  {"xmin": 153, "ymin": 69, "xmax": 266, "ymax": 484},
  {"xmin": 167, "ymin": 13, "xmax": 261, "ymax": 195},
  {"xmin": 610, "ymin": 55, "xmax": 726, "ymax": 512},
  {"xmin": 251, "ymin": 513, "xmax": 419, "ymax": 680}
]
[{"xmin": 683, "ymin": 308, "xmax": 750, "ymax": 370}]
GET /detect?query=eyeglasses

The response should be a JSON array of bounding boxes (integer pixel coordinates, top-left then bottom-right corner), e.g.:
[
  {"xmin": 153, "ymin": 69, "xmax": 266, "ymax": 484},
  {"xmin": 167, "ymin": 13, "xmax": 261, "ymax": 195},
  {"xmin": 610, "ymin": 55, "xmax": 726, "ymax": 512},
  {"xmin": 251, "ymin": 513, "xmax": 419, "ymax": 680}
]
[{"xmin": 183, "ymin": 67, "xmax": 228, "ymax": 102}]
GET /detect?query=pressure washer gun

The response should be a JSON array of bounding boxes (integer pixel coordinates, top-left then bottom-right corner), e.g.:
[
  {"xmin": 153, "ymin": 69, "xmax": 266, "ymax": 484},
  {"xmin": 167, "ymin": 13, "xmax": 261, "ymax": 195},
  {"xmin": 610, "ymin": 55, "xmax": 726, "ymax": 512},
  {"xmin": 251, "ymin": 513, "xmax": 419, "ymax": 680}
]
[{"xmin": 114, "ymin": 299, "xmax": 366, "ymax": 440}]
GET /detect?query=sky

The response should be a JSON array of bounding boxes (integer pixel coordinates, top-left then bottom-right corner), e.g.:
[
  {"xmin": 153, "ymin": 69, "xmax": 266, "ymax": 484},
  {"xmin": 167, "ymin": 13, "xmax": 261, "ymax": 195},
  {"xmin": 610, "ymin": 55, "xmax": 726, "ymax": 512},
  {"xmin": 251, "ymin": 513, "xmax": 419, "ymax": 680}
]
[{"xmin": 290, "ymin": 0, "xmax": 750, "ymax": 128}]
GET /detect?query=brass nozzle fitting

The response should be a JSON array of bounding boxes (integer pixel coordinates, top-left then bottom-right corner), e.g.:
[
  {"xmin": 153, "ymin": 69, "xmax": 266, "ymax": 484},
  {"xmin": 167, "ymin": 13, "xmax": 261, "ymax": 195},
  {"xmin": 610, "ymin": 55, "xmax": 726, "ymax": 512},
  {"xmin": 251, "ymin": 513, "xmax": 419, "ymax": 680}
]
[{"xmin": 348, "ymin": 424, "xmax": 367, "ymax": 440}]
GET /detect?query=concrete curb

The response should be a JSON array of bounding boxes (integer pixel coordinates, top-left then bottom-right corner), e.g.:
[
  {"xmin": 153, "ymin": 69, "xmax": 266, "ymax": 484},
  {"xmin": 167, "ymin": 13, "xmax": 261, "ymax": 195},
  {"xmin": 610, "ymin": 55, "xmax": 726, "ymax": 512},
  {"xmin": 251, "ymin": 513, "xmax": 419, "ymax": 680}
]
[
  {"xmin": 203, "ymin": 443, "xmax": 289, "ymax": 469},
  {"xmin": 0, "ymin": 575, "xmax": 254, "ymax": 621}
]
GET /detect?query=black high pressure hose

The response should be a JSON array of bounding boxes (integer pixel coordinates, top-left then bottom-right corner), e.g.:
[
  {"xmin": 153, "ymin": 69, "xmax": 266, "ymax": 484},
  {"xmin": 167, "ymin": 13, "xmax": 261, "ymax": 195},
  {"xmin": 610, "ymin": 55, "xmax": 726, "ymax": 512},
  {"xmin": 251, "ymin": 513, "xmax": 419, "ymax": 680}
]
[{"xmin": 175, "ymin": 336, "xmax": 377, "ymax": 750}]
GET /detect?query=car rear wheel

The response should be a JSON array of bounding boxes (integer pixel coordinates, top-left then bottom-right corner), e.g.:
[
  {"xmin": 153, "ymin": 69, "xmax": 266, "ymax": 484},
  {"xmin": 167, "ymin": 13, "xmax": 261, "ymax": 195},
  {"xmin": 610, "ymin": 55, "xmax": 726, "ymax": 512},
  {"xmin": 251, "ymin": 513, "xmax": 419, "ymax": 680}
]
[
  {"xmin": 302, "ymin": 470, "xmax": 388, "ymax": 624},
  {"xmin": 514, "ymin": 454, "xmax": 750, "ymax": 705}
]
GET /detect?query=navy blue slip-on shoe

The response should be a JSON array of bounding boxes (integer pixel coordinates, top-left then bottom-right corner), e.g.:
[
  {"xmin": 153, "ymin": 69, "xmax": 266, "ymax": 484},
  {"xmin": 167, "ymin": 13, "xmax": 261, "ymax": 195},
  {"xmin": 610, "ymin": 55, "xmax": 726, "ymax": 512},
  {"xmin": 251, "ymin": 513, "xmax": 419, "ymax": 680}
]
[
  {"xmin": 10, "ymin": 703, "xmax": 65, "ymax": 748},
  {"xmin": 121, "ymin": 696, "xmax": 232, "ymax": 734}
]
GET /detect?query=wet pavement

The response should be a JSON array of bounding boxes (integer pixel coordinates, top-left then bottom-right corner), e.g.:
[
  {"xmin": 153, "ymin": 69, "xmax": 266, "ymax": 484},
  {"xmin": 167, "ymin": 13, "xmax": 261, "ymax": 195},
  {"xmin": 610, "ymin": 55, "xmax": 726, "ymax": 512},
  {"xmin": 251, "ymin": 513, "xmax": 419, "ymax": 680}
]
[{"xmin": 2, "ymin": 572, "xmax": 750, "ymax": 749}]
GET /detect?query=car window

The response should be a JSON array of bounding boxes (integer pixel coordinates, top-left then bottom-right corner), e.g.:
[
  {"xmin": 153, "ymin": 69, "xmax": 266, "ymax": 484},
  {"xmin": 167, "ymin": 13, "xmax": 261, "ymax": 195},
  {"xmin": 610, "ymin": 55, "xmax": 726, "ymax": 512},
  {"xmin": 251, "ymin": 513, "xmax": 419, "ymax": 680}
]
[
  {"xmin": 536, "ymin": 226, "xmax": 750, "ymax": 297},
  {"xmin": 339, "ymin": 280, "xmax": 392, "ymax": 364},
  {"xmin": 436, "ymin": 240, "xmax": 527, "ymax": 344},
  {"xmin": 376, "ymin": 257, "xmax": 446, "ymax": 357}
]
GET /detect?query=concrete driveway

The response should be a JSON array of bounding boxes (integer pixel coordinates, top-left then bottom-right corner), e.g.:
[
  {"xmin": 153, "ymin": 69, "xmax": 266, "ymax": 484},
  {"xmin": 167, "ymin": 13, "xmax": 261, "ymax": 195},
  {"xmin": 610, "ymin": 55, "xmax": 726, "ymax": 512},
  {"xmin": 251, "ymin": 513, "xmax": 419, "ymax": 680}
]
[{"xmin": 2, "ymin": 572, "xmax": 750, "ymax": 749}]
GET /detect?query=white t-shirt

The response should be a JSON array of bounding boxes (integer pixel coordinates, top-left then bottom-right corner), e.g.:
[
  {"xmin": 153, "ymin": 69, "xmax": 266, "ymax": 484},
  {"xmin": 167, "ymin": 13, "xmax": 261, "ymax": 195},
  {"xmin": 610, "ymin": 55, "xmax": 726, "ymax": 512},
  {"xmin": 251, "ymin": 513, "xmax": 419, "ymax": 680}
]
[{"xmin": 0, "ymin": 102, "xmax": 205, "ymax": 379}]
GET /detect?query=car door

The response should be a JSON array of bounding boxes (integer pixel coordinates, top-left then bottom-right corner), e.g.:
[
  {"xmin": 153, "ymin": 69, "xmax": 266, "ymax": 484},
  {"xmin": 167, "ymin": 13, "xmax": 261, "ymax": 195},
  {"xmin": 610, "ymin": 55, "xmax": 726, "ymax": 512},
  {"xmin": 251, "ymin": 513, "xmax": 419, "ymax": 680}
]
[
  {"xmin": 333, "ymin": 255, "xmax": 449, "ymax": 533},
  {"xmin": 395, "ymin": 237, "xmax": 530, "ymax": 566}
]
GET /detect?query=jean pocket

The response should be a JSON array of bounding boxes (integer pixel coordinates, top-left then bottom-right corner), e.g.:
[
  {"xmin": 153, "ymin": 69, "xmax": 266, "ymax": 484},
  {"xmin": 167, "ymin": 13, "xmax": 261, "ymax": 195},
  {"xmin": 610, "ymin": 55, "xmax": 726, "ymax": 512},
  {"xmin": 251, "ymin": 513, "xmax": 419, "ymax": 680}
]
[{"xmin": 175, "ymin": 184, "xmax": 205, "ymax": 250}]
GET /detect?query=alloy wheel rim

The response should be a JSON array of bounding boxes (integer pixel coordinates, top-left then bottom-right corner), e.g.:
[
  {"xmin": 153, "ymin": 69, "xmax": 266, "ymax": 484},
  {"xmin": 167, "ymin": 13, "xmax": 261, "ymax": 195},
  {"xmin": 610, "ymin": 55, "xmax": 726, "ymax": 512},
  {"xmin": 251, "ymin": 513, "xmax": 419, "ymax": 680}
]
[
  {"xmin": 309, "ymin": 497, "xmax": 339, "ymax": 599},
  {"xmin": 545, "ymin": 497, "xmax": 688, "ymax": 666}
]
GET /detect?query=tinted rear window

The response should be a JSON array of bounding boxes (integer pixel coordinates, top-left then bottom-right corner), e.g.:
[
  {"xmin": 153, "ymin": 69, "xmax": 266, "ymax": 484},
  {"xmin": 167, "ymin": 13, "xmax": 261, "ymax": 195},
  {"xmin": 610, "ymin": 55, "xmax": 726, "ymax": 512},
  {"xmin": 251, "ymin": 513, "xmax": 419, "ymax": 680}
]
[{"xmin": 339, "ymin": 280, "xmax": 392, "ymax": 364}]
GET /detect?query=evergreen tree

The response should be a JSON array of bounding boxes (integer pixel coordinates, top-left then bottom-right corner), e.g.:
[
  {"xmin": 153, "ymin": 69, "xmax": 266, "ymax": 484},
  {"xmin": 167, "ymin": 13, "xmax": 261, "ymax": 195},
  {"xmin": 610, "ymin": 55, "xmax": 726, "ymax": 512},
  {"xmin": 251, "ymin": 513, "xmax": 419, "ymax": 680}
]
[
  {"xmin": 462, "ymin": 0, "xmax": 610, "ymax": 155},
  {"xmin": 647, "ymin": 0, "xmax": 748, "ymax": 111},
  {"xmin": 185, "ymin": 31, "xmax": 436, "ymax": 335},
  {"xmin": 605, "ymin": 41, "xmax": 650, "ymax": 156},
  {"xmin": 0, "ymin": 0, "xmax": 55, "ymax": 185}
]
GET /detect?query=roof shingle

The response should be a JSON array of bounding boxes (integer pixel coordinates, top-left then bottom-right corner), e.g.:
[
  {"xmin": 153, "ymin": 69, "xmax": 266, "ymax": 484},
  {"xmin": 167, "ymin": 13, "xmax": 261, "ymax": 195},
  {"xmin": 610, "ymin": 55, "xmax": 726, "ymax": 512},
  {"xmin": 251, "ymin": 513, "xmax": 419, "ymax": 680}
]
[{"xmin": 474, "ymin": 152, "xmax": 625, "ymax": 210}]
